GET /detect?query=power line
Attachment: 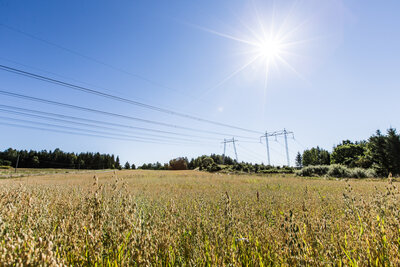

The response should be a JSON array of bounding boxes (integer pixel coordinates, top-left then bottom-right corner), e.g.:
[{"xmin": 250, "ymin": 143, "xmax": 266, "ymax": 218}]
[
  {"xmin": 236, "ymin": 143, "xmax": 267, "ymax": 163},
  {"xmin": 0, "ymin": 115, "xmax": 181, "ymax": 144},
  {"xmin": 0, "ymin": 64, "xmax": 262, "ymax": 134},
  {"xmin": 0, "ymin": 109, "xmax": 205, "ymax": 144},
  {"xmin": 0, "ymin": 23, "xmax": 195, "ymax": 99},
  {"xmin": 0, "ymin": 90, "xmax": 258, "ymax": 139},
  {"xmin": 0, "ymin": 104, "xmax": 220, "ymax": 141},
  {"xmin": 236, "ymin": 146, "xmax": 263, "ymax": 163},
  {"xmin": 0, "ymin": 121, "xmax": 153, "ymax": 144},
  {"xmin": 0, "ymin": 116, "xmax": 215, "ymax": 147},
  {"xmin": 0, "ymin": 106, "xmax": 218, "ymax": 143},
  {"xmin": 0, "ymin": 56, "xmax": 142, "ymax": 101}
]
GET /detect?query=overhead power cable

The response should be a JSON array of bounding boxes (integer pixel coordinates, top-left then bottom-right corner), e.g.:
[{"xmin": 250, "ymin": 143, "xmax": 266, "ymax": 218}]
[
  {"xmin": 0, "ymin": 90, "xmax": 258, "ymax": 140},
  {"xmin": 0, "ymin": 116, "xmax": 215, "ymax": 147},
  {"xmin": 236, "ymin": 143, "xmax": 266, "ymax": 163},
  {"xmin": 0, "ymin": 64, "xmax": 262, "ymax": 134},
  {"xmin": 237, "ymin": 147, "xmax": 264, "ymax": 163},
  {"xmin": 0, "ymin": 23, "xmax": 199, "ymax": 99},
  {"xmin": 0, "ymin": 109, "xmax": 203, "ymax": 143},
  {"xmin": 0, "ymin": 104, "xmax": 218, "ymax": 140},
  {"xmin": 0, "ymin": 115, "xmax": 179, "ymax": 144},
  {"xmin": 0, "ymin": 106, "xmax": 218, "ymax": 143},
  {"xmin": 0, "ymin": 120, "xmax": 158, "ymax": 144}
]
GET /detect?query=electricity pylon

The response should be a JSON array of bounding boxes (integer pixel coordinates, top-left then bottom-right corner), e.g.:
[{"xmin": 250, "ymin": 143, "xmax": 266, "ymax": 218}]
[
  {"xmin": 260, "ymin": 129, "xmax": 294, "ymax": 166},
  {"xmin": 222, "ymin": 138, "xmax": 238, "ymax": 163}
]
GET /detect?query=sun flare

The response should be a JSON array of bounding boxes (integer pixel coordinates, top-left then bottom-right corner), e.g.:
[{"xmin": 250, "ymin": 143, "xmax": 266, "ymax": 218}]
[
  {"xmin": 256, "ymin": 38, "xmax": 283, "ymax": 60},
  {"xmin": 193, "ymin": 2, "xmax": 313, "ymax": 99}
]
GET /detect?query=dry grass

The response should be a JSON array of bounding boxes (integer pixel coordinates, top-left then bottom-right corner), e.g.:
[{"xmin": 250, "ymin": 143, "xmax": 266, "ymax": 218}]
[
  {"xmin": 0, "ymin": 168, "xmax": 112, "ymax": 179},
  {"xmin": 0, "ymin": 170, "xmax": 399, "ymax": 265}
]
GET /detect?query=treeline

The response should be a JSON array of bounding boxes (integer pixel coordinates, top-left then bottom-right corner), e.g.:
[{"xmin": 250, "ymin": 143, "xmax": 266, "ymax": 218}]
[
  {"xmin": 132, "ymin": 154, "xmax": 294, "ymax": 174},
  {"xmin": 132, "ymin": 154, "xmax": 235, "ymax": 171},
  {"xmin": 0, "ymin": 148, "xmax": 122, "ymax": 169},
  {"xmin": 296, "ymin": 128, "xmax": 400, "ymax": 177}
]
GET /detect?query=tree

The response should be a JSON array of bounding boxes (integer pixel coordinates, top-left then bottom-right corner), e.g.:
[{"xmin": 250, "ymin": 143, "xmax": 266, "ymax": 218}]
[
  {"xmin": 78, "ymin": 159, "xmax": 85, "ymax": 170},
  {"xmin": 169, "ymin": 157, "xmax": 188, "ymax": 170},
  {"xmin": 131, "ymin": 163, "xmax": 136, "ymax": 170},
  {"xmin": 385, "ymin": 128, "xmax": 400, "ymax": 175},
  {"xmin": 124, "ymin": 161, "xmax": 131, "ymax": 169},
  {"xmin": 0, "ymin": 147, "xmax": 121, "ymax": 170},
  {"xmin": 302, "ymin": 147, "xmax": 330, "ymax": 166},
  {"xmin": 367, "ymin": 128, "xmax": 400, "ymax": 176},
  {"xmin": 331, "ymin": 140, "xmax": 366, "ymax": 167},
  {"xmin": 116, "ymin": 156, "xmax": 121, "ymax": 170},
  {"xmin": 295, "ymin": 152, "xmax": 302, "ymax": 168},
  {"xmin": 31, "ymin": 156, "xmax": 40, "ymax": 167},
  {"xmin": 201, "ymin": 157, "xmax": 214, "ymax": 169}
]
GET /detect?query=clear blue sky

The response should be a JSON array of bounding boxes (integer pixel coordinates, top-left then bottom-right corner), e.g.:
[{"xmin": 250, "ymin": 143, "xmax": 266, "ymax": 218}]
[{"xmin": 0, "ymin": 0, "xmax": 399, "ymax": 166}]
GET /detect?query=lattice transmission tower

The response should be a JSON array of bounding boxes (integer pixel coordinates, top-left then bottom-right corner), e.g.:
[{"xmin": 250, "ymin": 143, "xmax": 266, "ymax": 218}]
[
  {"xmin": 222, "ymin": 138, "xmax": 238, "ymax": 163},
  {"xmin": 260, "ymin": 129, "xmax": 294, "ymax": 166}
]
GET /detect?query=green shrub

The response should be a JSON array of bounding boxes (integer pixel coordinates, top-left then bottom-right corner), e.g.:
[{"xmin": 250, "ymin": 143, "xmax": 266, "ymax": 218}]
[
  {"xmin": 327, "ymin": 164, "xmax": 351, "ymax": 178},
  {"xmin": 298, "ymin": 164, "xmax": 377, "ymax": 178},
  {"xmin": 366, "ymin": 169, "xmax": 378, "ymax": 178},
  {"xmin": 207, "ymin": 163, "xmax": 222, "ymax": 172},
  {"xmin": 260, "ymin": 168, "xmax": 294, "ymax": 174},
  {"xmin": 297, "ymin": 165, "xmax": 329, "ymax": 177},
  {"xmin": 348, "ymin": 168, "xmax": 377, "ymax": 178},
  {"xmin": 349, "ymin": 168, "xmax": 367, "ymax": 178}
]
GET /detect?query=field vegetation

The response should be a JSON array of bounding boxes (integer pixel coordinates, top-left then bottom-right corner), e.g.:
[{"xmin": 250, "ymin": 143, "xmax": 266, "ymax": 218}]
[
  {"xmin": 297, "ymin": 164, "xmax": 377, "ymax": 178},
  {"xmin": 1, "ymin": 170, "xmax": 400, "ymax": 265},
  {"xmin": 0, "ymin": 168, "xmax": 113, "ymax": 179}
]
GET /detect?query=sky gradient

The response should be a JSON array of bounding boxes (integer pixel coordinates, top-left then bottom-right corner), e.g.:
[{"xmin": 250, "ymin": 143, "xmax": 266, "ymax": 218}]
[{"xmin": 0, "ymin": 0, "xmax": 399, "ymax": 166}]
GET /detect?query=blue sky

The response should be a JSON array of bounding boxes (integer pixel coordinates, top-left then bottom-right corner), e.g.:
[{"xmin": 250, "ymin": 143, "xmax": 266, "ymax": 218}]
[{"xmin": 0, "ymin": 0, "xmax": 399, "ymax": 166}]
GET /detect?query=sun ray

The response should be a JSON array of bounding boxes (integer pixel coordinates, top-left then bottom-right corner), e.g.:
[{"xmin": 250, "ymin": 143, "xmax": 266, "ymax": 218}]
[
  {"xmin": 269, "ymin": 0, "xmax": 277, "ymax": 39},
  {"xmin": 187, "ymin": 0, "xmax": 313, "ymax": 102},
  {"xmin": 252, "ymin": 0, "xmax": 267, "ymax": 40},
  {"xmin": 275, "ymin": 0, "xmax": 299, "ymax": 40},
  {"xmin": 280, "ymin": 34, "xmax": 332, "ymax": 47},
  {"xmin": 262, "ymin": 57, "xmax": 271, "ymax": 119},
  {"xmin": 270, "ymin": 54, "xmax": 282, "ymax": 76},
  {"xmin": 277, "ymin": 49, "xmax": 308, "ymax": 61},
  {"xmin": 234, "ymin": 14, "xmax": 264, "ymax": 44},
  {"xmin": 199, "ymin": 54, "xmax": 262, "ymax": 99},
  {"xmin": 275, "ymin": 54, "xmax": 308, "ymax": 83},
  {"xmin": 192, "ymin": 24, "xmax": 259, "ymax": 47},
  {"xmin": 276, "ymin": 2, "xmax": 332, "ymax": 44}
]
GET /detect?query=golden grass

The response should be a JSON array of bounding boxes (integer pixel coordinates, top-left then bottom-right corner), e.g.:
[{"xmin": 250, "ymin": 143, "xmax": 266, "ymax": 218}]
[
  {"xmin": 0, "ymin": 170, "xmax": 399, "ymax": 265},
  {"xmin": 0, "ymin": 168, "xmax": 105, "ymax": 179}
]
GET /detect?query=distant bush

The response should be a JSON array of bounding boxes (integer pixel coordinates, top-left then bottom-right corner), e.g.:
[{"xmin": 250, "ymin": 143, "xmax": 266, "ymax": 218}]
[
  {"xmin": 297, "ymin": 165, "xmax": 329, "ymax": 177},
  {"xmin": 218, "ymin": 164, "xmax": 294, "ymax": 174},
  {"xmin": 349, "ymin": 168, "xmax": 377, "ymax": 178},
  {"xmin": 0, "ymin": 165, "xmax": 13, "ymax": 169},
  {"xmin": 207, "ymin": 163, "xmax": 221, "ymax": 172},
  {"xmin": 327, "ymin": 164, "xmax": 351, "ymax": 178},
  {"xmin": 259, "ymin": 168, "xmax": 294, "ymax": 174},
  {"xmin": 2, "ymin": 160, "xmax": 12, "ymax": 166},
  {"xmin": 202, "ymin": 157, "xmax": 214, "ymax": 170},
  {"xmin": 297, "ymin": 164, "xmax": 377, "ymax": 178}
]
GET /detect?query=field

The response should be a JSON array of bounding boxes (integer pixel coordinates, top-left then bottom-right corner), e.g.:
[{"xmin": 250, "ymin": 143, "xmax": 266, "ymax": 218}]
[
  {"xmin": 0, "ymin": 170, "xmax": 399, "ymax": 265},
  {"xmin": 0, "ymin": 168, "xmax": 112, "ymax": 179}
]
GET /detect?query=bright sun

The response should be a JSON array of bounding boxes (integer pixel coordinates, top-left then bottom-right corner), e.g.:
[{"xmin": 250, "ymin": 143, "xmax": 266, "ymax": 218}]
[
  {"xmin": 256, "ymin": 39, "xmax": 283, "ymax": 60},
  {"xmin": 193, "ymin": 3, "xmax": 309, "ymax": 97}
]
